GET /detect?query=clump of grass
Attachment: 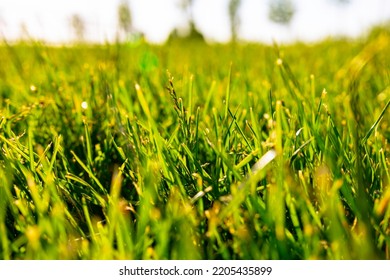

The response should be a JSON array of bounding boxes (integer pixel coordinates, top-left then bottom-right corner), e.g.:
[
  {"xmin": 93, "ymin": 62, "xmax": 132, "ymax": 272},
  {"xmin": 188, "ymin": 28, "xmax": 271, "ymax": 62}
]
[{"xmin": 0, "ymin": 29, "xmax": 389, "ymax": 260}]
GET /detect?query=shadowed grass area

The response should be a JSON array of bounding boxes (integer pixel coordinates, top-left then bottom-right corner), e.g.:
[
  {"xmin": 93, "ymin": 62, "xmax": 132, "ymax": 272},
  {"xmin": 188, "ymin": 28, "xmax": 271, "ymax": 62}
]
[{"xmin": 0, "ymin": 28, "xmax": 389, "ymax": 259}]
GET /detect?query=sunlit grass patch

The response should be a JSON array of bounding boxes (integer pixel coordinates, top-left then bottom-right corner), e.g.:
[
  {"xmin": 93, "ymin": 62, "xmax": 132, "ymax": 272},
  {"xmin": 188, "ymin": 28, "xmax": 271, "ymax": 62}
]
[{"xmin": 0, "ymin": 29, "xmax": 389, "ymax": 259}]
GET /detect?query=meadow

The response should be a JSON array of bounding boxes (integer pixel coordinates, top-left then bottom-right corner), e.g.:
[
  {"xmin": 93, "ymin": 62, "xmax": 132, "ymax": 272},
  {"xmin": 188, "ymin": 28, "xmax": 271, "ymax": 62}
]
[{"xmin": 0, "ymin": 27, "xmax": 389, "ymax": 260}]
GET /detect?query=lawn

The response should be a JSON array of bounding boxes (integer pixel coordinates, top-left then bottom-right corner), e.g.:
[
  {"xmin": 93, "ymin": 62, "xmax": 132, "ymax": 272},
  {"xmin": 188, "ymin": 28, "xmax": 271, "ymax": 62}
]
[{"xmin": 0, "ymin": 27, "xmax": 389, "ymax": 259}]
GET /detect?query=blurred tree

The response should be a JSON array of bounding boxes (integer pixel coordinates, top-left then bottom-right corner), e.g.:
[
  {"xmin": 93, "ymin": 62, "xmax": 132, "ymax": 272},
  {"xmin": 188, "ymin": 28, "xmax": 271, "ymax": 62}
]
[
  {"xmin": 70, "ymin": 14, "xmax": 85, "ymax": 42},
  {"xmin": 331, "ymin": 0, "xmax": 350, "ymax": 4},
  {"xmin": 179, "ymin": 0, "xmax": 194, "ymax": 25},
  {"xmin": 171, "ymin": 0, "xmax": 204, "ymax": 42},
  {"xmin": 118, "ymin": 0, "xmax": 132, "ymax": 39},
  {"xmin": 229, "ymin": 0, "xmax": 241, "ymax": 42},
  {"xmin": 268, "ymin": 0, "xmax": 295, "ymax": 25}
]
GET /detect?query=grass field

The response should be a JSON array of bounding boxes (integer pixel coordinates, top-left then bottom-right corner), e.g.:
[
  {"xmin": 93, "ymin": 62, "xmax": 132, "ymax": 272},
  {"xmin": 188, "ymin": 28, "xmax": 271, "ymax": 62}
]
[{"xmin": 0, "ymin": 27, "xmax": 389, "ymax": 260}]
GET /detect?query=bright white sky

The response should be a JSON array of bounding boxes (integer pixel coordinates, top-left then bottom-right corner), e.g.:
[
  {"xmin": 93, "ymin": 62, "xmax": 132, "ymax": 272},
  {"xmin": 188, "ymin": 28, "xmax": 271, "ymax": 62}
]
[{"xmin": 0, "ymin": 0, "xmax": 389, "ymax": 44}]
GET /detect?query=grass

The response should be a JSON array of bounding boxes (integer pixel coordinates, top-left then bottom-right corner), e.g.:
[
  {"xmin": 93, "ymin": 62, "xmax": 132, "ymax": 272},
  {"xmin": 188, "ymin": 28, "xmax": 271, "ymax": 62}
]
[{"xmin": 0, "ymin": 28, "xmax": 389, "ymax": 260}]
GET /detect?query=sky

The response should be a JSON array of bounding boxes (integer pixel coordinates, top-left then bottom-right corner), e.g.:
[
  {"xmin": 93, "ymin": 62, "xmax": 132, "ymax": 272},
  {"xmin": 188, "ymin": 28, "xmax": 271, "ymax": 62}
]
[{"xmin": 0, "ymin": 0, "xmax": 390, "ymax": 44}]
